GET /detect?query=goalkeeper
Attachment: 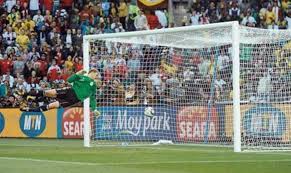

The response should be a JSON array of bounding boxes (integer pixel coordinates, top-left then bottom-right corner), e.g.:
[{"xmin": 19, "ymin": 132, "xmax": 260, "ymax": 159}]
[{"xmin": 20, "ymin": 69, "xmax": 100, "ymax": 116}]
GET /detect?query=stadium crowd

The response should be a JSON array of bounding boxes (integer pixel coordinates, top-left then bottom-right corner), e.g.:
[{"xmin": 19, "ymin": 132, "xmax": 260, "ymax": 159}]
[
  {"xmin": 0, "ymin": 0, "xmax": 291, "ymax": 108},
  {"xmin": 186, "ymin": 0, "xmax": 291, "ymax": 29}
]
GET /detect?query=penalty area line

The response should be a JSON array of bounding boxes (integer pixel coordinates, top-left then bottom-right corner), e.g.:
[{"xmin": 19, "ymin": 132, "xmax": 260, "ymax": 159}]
[{"xmin": 0, "ymin": 157, "xmax": 291, "ymax": 166}]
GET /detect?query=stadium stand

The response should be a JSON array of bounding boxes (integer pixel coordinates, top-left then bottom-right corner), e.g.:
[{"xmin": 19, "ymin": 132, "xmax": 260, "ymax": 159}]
[{"xmin": 0, "ymin": 0, "xmax": 291, "ymax": 108}]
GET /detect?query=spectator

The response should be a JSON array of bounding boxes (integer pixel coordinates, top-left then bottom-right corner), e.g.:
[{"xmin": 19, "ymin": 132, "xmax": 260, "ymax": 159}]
[
  {"xmin": 79, "ymin": 5, "xmax": 91, "ymax": 22},
  {"xmin": 44, "ymin": 10, "xmax": 53, "ymax": 24},
  {"xmin": 27, "ymin": 70, "xmax": 40, "ymax": 84},
  {"xmin": 60, "ymin": 67, "xmax": 72, "ymax": 81},
  {"xmin": 118, "ymin": 0, "xmax": 128, "ymax": 30},
  {"xmin": 74, "ymin": 57, "xmax": 83, "ymax": 72},
  {"xmin": 199, "ymin": 75, "xmax": 211, "ymax": 102},
  {"xmin": 275, "ymin": 12, "xmax": 287, "ymax": 30},
  {"xmin": 61, "ymin": 0, "xmax": 73, "ymax": 13},
  {"xmin": 115, "ymin": 54, "xmax": 128, "ymax": 81},
  {"xmin": 48, "ymin": 27, "xmax": 60, "ymax": 45},
  {"xmin": 72, "ymin": 29, "xmax": 82, "ymax": 48},
  {"xmin": 257, "ymin": 71, "xmax": 272, "ymax": 102},
  {"xmin": 13, "ymin": 20, "xmax": 23, "ymax": 35},
  {"xmin": 272, "ymin": 0, "xmax": 281, "ymax": 23},
  {"xmin": 125, "ymin": 83, "xmax": 139, "ymax": 105},
  {"xmin": 27, "ymin": 47, "xmax": 40, "ymax": 61},
  {"xmin": 52, "ymin": 0, "xmax": 60, "ymax": 14},
  {"xmin": 147, "ymin": 11, "xmax": 160, "ymax": 29},
  {"xmin": 81, "ymin": 19, "xmax": 91, "ymax": 34},
  {"xmin": 23, "ymin": 15, "xmax": 35, "ymax": 31},
  {"xmin": 183, "ymin": 67, "xmax": 195, "ymax": 82},
  {"xmin": 166, "ymin": 76, "xmax": 185, "ymax": 104},
  {"xmin": 2, "ymin": 71, "xmax": 14, "ymax": 88},
  {"xmin": 29, "ymin": 0, "xmax": 40, "ymax": 16},
  {"xmin": 142, "ymin": 78, "xmax": 154, "ymax": 104},
  {"xmin": 265, "ymin": 4, "xmax": 275, "ymax": 29},
  {"xmin": 149, "ymin": 68, "xmax": 162, "ymax": 97},
  {"xmin": 64, "ymin": 55, "xmax": 74, "ymax": 71},
  {"xmin": 285, "ymin": 11, "xmax": 291, "ymax": 29},
  {"xmin": 134, "ymin": 10, "xmax": 148, "ymax": 31},
  {"xmin": 33, "ymin": 10, "xmax": 44, "ymax": 23},
  {"xmin": 37, "ymin": 25, "xmax": 48, "ymax": 45},
  {"xmin": 101, "ymin": 79, "xmax": 122, "ymax": 105},
  {"xmin": 198, "ymin": 56, "xmax": 210, "ymax": 77},
  {"xmin": 103, "ymin": 55, "xmax": 114, "ymax": 82},
  {"xmin": 4, "ymin": 0, "xmax": 17, "ymax": 13},
  {"xmin": 181, "ymin": 15, "xmax": 188, "ymax": 26},
  {"xmin": 3, "ymin": 26, "xmax": 17, "ymax": 47},
  {"xmin": 104, "ymin": 17, "xmax": 114, "ymax": 33},
  {"xmin": 282, "ymin": 0, "xmax": 289, "ymax": 12},
  {"xmin": 0, "ymin": 75, "xmax": 7, "ymax": 97},
  {"xmin": 13, "ymin": 55, "xmax": 25, "ymax": 76},
  {"xmin": 20, "ymin": 2, "xmax": 29, "ymax": 19},
  {"xmin": 155, "ymin": 9, "xmax": 168, "ymax": 28},
  {"xmin": 241, "ymin": 9, "xmax": 256, "ymax": 27},
  {"xmin": 16, "ymin": 29, "xmax": 30, "ymax": 50},
  {"xmin": 110, "ymin": 2, "xmax": 118, "ymax": 18},
  {"xmin": 200, "ymin": 12, "xmax": 210, "ymax": 25},
  {"xmin": 208, "ymin": 2, "xmax": 219, "ymax": 23},
  {"xmin": 43, "ymin": 0, "xmax": 53, "ymax": 13},
  {"xmin": 7, "ymin": 7, "xmax": 19, "ymax": 25},
  {"xmin": 0, "ymin": 54, "xmax": 13, "ymax": 75},
  {"xmin": 217, "ymin": 48, "xmax": 230, "ymax": 71},
  {"xmin": 102, "ymin": 0, "xmax": 110, "ymax": 17},
  {"xmin": 172, "ymin": 49, "xmax": 183, "ymax": 68},
  {"xmin": 127, "ymin": 1, "xmax": 139, "ymax": 31},
  {"xmin": 35, "ymin": 53, "xmax": 48, "ymax": 77},
  {"xmin": 63, "ymin": 29, "xmax": 72, "ymax": 48},
  {"xmin": 214, "ymin": 74, "xmax": 226, "ymax": 101},
  {"xmin": 111, "ymin": 18, "xmax": 125, "ymax": 33},
  {"xmin": 127, "ymin": 50, "xmax": 141, "ymax": 83},
  {"xmin": 189, "ymin": 10, "xmax": 201, "ymax": 26},
  {"xmin": 47, "ymin": 59, "xmax": 61, "ymax": 82},
  {"xmin": 229, "ymin": 1, "xmax": 240, "ymax": 20},
  {"xmin": 219, "ymin": 10, "xmax": 231, "ymax": 22},
  {"xmin": 3, "ymin": 95, "xmax": 19, "ymax": 107}
]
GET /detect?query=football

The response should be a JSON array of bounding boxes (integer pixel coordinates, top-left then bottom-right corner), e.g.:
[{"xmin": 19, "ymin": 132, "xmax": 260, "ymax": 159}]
[{"xmin": 144, "ymin": 107, "xmax": 154, "ymax": 117}]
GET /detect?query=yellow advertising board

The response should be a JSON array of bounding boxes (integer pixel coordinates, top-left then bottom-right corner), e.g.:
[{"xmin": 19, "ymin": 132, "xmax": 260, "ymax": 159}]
[
  {"xmin": 0, "ymin": 109, "xmax": 57, "ymax": 138},
  {"xmin": 225, "ymin": 104, "xmax": 291, "ymax": 142},
  {"xmin": 138, "ymin": 0, "xmax": 165, "ymax": 7}
]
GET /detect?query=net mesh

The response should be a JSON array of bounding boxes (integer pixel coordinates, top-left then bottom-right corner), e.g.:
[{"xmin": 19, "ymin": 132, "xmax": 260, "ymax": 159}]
[
  {"xmin": 239, "ymin": 27, "xmax": 291, "ymax": 151},
  {"xmin": 86, "ymin": 25, "xmax": 291, "ymax": 150}
]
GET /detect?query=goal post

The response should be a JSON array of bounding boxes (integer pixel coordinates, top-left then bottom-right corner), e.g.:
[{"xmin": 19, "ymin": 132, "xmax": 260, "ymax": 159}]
[
  {"xmin": 232, "ymin": 22, "xmax": 241, "ymax": 152},
  {"xmin": 83, "ymin": 38, "xmax": 90, "ymax": 148},
  {"xmin": 82, "ymin": 21, "xmax": 291, "ymax": 152}
]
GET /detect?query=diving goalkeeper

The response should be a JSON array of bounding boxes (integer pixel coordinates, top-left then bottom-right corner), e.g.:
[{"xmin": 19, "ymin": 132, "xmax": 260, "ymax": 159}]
[{"xmin": 20, "ymin": 69, "xmax": 100, "ymax": 116}]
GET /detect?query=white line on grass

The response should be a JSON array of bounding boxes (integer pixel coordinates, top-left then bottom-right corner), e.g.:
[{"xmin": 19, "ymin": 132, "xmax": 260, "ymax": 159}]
[
  {"xmin": 1, "ymin": 143, "xmax": 291, "ymax": 155},
  {"xmin": 0, "ymin": 144, "xmax": 231, "ymax": 153},
  {"xmin": 0, "ymin": 157, "xmax": 291, "ymax": 166},
  {"xmin": 132, "ymin": 146, "xmax": 291, "ymax": 155}
]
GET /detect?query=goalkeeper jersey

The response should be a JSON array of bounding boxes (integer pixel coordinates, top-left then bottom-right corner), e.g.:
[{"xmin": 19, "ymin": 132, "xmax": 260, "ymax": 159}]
[{"xmin": 67, "ymin": 74, "xmax": 97, "ymax": 111}]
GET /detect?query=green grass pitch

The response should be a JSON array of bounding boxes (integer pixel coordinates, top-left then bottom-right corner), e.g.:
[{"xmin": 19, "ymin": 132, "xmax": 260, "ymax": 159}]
[{"xmin": 0, "ymin": 139, "xmax": 290, "ymax": 173}]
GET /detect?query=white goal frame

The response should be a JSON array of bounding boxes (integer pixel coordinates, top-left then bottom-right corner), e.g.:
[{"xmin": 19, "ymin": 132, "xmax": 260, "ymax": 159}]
[{"xmin": 82, "ymin": 21, "xmax": 241, "ymax": 152}]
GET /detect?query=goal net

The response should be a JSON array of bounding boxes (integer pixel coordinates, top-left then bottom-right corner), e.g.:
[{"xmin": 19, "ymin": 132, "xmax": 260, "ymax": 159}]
[
  {"xmin": 83, "ymin": 21, "xmax": 291, "ymax": 152},
  {"xmin": 239, "ymin": 27, "xmax": 291, "ymax": 151}
]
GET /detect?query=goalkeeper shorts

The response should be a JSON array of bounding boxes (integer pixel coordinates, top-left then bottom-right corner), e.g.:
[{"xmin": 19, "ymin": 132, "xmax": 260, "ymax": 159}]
[{"xmin": 56, "ymin": 87, "xmax": 80, "ymax": 107}]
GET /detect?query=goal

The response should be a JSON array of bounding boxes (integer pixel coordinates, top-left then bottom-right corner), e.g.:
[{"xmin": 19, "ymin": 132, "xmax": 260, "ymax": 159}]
[{"xmin": 83, "ymin": 21, "xmax": 291, "ymax": 152}]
